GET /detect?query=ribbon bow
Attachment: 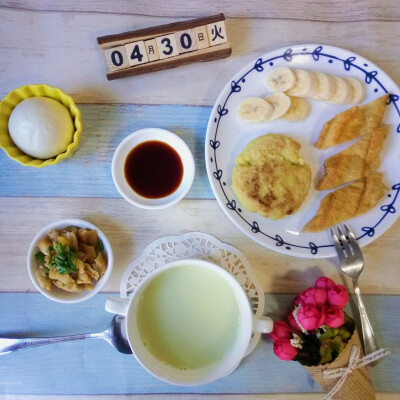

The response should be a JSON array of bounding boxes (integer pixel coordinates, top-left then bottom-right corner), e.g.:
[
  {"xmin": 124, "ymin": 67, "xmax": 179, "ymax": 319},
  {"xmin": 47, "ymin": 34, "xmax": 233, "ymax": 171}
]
[{"xmin": 323, "ymin": 346, "xmax": 390, "ymax": 400}]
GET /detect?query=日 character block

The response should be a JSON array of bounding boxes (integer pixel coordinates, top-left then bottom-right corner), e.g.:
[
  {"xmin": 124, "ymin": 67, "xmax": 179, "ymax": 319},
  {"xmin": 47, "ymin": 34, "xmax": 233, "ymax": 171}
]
[{"xmin": 194, "ymin": 26, "xmax": 210, "ymax": 50}]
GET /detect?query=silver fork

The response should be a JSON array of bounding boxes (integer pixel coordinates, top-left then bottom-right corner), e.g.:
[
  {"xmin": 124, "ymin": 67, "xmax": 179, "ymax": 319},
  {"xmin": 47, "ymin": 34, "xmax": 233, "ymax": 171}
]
[{"xmin": 330, "ymin": 224, "xmax": 380, "ymax": 361}]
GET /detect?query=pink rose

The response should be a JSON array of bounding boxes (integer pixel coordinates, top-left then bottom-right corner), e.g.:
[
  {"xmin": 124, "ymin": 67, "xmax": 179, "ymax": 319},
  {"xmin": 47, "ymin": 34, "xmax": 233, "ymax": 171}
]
[
  {"xmin": 327, "ymin": 284, "xmax": 349, "ymax": 309},
  {"xmin": 293, "ymin": 294, "xmax": 303, "ymax": 305},
  {"xmin": 324, "ymin": 306, "xmax": 345, "ymax": 328},
  {"xmin": 297, "ymin": 304, "xmax": 325, "ymax": 330},
  {"xmin": 273, "ymin": 338, "xmax": 297, "ymax": 361},
  {"xmin": 298, "ymin": 287, "xmax": 328, "ymax": 307},
  {"xmin": 287, "ymin": 308, "xmax": 301, "ymax": 330},
  {"xmin": 269, "ymin": 321, "xmax": 292, "ymax": 341},
  {"xmin": 315, "ymin": 277, "xmax": 336, "ymax": 291}
]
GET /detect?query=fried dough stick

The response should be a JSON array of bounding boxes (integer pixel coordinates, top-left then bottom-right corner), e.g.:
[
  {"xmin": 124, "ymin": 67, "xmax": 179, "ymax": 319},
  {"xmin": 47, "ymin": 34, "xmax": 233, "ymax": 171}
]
[
  {"xmin": 303, "ymin": 172, "xmax": 387, "ymax": 233},
  {"xmin": 316, "ymin": 125, "xmax": 389, "ymax": 190},
  {"xmin": 314, "ymin": 94, "xmax": 389, "ymax": 149}
]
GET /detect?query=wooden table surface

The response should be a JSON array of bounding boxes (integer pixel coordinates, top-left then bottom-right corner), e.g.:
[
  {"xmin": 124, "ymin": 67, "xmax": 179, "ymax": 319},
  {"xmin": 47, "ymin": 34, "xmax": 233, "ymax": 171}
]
[{"xmin": 1, "ymin": 1, "xmax": 399, "ymax": 399}]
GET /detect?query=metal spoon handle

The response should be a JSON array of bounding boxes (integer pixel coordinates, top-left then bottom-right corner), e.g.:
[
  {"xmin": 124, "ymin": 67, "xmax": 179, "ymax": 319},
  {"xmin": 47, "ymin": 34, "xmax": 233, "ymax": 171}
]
[
  {"xmin": 0, "ymin": 332, "xmax": 101, "ymax": 355},
  {"xmin": 353, "ymin": 280, "xmax": 380, "ymax": 359}
]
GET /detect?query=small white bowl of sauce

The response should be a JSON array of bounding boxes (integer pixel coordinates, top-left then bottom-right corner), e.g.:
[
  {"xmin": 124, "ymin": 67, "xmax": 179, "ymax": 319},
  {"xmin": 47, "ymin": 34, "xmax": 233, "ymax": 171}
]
[{"xmin": 112, "ymin": 128, "xmax": 195, "ymax": 209}]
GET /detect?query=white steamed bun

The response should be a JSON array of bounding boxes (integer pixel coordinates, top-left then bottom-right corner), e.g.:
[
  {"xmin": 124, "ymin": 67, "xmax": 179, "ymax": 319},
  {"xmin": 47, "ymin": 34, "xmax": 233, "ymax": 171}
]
[{"xmin": 8, "ymin": 97, "xmax": 74, "ymax": 159}]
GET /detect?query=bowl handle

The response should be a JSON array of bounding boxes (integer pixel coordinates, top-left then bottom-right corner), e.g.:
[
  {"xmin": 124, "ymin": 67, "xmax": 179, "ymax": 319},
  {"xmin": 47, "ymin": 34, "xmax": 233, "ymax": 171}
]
[
  {"xmin": 254, "ymin": 316, "xmax": 273, "ymax": 333},
  {"xmin": 105, "ymin": 297, "xmax": 129, "ymax": 316}
]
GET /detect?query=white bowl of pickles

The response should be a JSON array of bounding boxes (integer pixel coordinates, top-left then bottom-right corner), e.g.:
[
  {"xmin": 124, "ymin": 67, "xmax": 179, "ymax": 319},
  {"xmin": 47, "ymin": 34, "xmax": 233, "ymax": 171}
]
[{"xmin": 27, "ymin": 219, "xmax": 113, "ymax": 303}]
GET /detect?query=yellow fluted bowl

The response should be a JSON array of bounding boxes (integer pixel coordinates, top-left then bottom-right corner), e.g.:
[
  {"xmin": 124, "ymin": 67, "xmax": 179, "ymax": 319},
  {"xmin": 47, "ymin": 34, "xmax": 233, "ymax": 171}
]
[{"xmin": 0, "ymin": 84, "xmax": 82, "ymax": 168}]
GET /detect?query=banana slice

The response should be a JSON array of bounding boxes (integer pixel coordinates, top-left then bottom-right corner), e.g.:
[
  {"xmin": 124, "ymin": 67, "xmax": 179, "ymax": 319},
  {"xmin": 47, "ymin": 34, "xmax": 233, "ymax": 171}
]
[
  {"xmin": 328, "ymin": 76, "xmax": 354, "ymax": 104},
  {"xmin": 286, "ymin": 69, "xmax": 319, "ymax": 98},
  {"xmin": 281, "ymin": 96, "xmax": 311, "ymax": 122},
  {"xmin": 237, "ymin": 97, "xmax": 273, "ymax": 123},
  {"xmin": 345, "ymin": 77, "xmax": 366, "ymax": 104},
  {"xmin": 264, "ymin": 67, "xmax": 296, "ymax": 93},
  {"xmin": 264, "ymin": 93, "xmax": 292, "ymax": 121},
  {"xmin": 312, "ymin": 72, "xmax": 336, "ymax": 101}
]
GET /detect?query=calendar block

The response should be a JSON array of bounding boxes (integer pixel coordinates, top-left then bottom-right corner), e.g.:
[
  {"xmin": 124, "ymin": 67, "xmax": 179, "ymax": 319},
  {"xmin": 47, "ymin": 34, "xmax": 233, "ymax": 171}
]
[
  {"xmin": 176, "ymin": 29, "xmax": 198, "ymax": 53},
  {"xmin": 206, "ymin": 21, "xmax": 227, "ymax": 47},
  {"xmin": 125, "ymin": 41, "xmax": 149, "ymax": 66},
  {"xmin": 194, "ymin": 26, "xmax": 210, "ymax": 50},
  {"xmin": 155, "ymin": 34, "xmax": 180, "ymax": 59},
  {"xmin": 144, "ymin": 39, "xmax": 160, "ymax": 62},
  {"xmin": 97, "ymin": 14, "xmax": 232, "ymax": 80},
  {"xmin": 103, "ymin": 46, "xmax": 130, "ymax": 72}
]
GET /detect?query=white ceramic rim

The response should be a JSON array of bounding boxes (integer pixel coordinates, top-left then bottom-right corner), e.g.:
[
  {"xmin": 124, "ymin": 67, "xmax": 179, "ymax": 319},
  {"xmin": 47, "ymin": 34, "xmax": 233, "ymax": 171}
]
[
  {"xmin": 121, "ymin": 258, "xmax": 253, "ymax": 386},
  {"xmin": 27, "ymin": 218, "xmax": 113, "ymax": 303},
  {"xmin": 111, "ymin": 128, "xmax": 195, "ymax": 210}
]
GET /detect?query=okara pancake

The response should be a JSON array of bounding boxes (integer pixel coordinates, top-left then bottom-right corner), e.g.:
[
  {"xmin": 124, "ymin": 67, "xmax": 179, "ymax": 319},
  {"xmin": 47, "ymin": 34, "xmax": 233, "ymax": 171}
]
[{"xmin": 232, "ymin": 133, "xmax": 311, "ymax": 220}]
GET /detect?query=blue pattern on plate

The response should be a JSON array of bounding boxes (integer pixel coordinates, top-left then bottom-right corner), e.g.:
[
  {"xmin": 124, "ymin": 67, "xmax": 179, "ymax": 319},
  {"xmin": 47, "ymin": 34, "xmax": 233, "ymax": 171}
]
[{"xmin": 209, "ymin": 45, "xmax": 400, "ymax": 255}]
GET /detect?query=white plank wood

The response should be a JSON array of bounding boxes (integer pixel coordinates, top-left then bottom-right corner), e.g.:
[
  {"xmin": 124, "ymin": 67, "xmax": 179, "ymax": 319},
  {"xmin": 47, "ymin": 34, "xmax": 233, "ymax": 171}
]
[
  {"xmin": 1, "ymin": 197, "xmax": 399, "ymax": 295},
  {"xmin": 0, "ymin": 393, "xmax": 398, "ymax": 399},
  {"xmin": 2, "ymin": 0, "xmax": 400, "ymax": 22},
  {"xmin": 0, "ymin": 9, "xmax": 399, "ymax": 105}
]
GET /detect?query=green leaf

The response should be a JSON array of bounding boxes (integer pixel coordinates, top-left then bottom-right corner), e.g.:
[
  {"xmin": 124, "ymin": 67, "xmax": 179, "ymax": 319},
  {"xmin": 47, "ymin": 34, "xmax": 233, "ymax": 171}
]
[
  {"xmin": 342, "ymin": 313, "xmax": 356, "ymax": 335},
  {"xmin": 320, "ymin": 336, "xmax": 345, "ymax": 364},
  {"xmin": 48, "ymin": 246, "xmax": 54, "ymax": 265},
  {"xmin": 35, "ymin": 252, "xmax": 45, "ymax": 262},
  {"xmin": 97, "ymin": 239, "xmax": 104, "ymax": 251}
]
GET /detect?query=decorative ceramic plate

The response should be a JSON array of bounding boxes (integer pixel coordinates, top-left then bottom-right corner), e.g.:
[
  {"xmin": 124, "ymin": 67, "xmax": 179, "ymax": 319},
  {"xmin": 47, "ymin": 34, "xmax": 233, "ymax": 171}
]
[{"xmin": 205, "ymin": 44, "xmax": 400, "ymax": 258}]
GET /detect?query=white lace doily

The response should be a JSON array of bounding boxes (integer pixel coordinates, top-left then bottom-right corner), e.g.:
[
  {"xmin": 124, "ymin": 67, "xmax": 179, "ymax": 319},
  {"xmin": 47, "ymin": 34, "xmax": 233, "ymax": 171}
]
[{"xmin": 120, "ymin": 232, "xmax": 265, "ymax": 356}]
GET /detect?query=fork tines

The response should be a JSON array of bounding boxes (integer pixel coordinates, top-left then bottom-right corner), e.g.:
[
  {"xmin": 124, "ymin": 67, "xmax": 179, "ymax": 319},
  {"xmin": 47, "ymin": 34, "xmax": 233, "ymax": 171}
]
[{"xmin": 330, "ymin": 224, "xmax": 361, "ymax": 259}]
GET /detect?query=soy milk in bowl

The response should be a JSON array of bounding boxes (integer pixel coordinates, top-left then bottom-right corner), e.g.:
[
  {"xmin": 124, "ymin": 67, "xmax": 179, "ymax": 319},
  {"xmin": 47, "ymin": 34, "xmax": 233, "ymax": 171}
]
[
  {"xmin": 105, "ymin": 259, "xmax": 273, "ymax": 385},
  {"xmin": 136, "ymin": 264, "xmax": 240, "ymax": 370}
]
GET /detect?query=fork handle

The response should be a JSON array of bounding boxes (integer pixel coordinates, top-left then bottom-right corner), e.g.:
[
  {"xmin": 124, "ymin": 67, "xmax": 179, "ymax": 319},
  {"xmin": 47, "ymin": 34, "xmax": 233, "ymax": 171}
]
[{"xmin": 353, "ymin": 280, "xmax": 380, "ymax": 362}]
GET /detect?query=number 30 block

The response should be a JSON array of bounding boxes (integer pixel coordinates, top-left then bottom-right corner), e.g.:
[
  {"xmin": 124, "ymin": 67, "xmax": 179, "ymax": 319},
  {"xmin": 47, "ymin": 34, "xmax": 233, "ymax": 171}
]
[
  {"xmin": 176, "ymin": 29, "xmax": 198, "ymax": 53},
  {"xmin": 125, "ymin": 41, "xmax": 149, "ymax": 66},
  {"xmin": 155, "ymin": 34, "xmax": 180, "ymax": 59}
]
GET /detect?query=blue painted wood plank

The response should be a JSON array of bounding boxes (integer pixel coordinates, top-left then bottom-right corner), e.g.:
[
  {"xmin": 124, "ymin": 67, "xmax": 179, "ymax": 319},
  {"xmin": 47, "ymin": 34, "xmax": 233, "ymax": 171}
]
[
  {"xmin": 0, "ymin": 293, "xmax": 398, "ymax": 395},
  {"xmin": 0, "ymin": 104, "xmax": 214, "ymax": 199}
]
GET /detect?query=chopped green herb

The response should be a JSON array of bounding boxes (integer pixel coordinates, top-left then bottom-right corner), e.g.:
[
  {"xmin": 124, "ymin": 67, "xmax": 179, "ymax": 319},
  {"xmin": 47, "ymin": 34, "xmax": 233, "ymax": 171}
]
[
  {"xmin": 35, "ymin": 251, "xmax": 45, "ymax": 262},
  {"xmin": 48, "ymin": 243, "xmax": 77, "ymax": 275},
  {"xmin": 48, "ymin": 246, "xmax": 53, "ymax": 265},
  {"xmin": 44, "ymin": 267, "xmax": 49, "ymax": 275},
  {"xmin": 97, "ymin": 239, "xmax": 104, "ymax": 251}
]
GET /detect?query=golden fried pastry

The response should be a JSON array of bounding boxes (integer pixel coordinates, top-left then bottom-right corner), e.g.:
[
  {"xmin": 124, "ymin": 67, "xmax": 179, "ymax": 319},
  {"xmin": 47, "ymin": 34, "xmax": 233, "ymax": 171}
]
[
  {"xmin": 314, "ymin": 94, "xmax": 389, "ymax": 149},
  {"xmin": 302, "ymin": 172, "xmax": 387, "ymax": 232},
  {"xmin": 232, "ymin": 134, "xmax": 312, "ymax": 220},
  {"xmin": 316, "ymin": 125, "xmax": 389, "ymax": 190}
]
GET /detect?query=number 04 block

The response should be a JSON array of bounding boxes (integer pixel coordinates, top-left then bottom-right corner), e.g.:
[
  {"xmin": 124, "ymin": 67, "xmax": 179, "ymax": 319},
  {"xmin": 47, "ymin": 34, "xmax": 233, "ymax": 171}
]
[
  {"xmin": 125, "ymin": 41, "xmax": 149, "ymax": 66},
  {"xmin": 97, "ymin": 14, "xmax": 231, "ymax": 80}
]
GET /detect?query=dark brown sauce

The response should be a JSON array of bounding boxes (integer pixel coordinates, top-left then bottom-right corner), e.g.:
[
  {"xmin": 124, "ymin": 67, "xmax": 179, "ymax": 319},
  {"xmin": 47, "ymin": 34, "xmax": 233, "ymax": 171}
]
[{"xmin": 124, "ymin": 140, "xmax": 184, "ymax": 199}]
